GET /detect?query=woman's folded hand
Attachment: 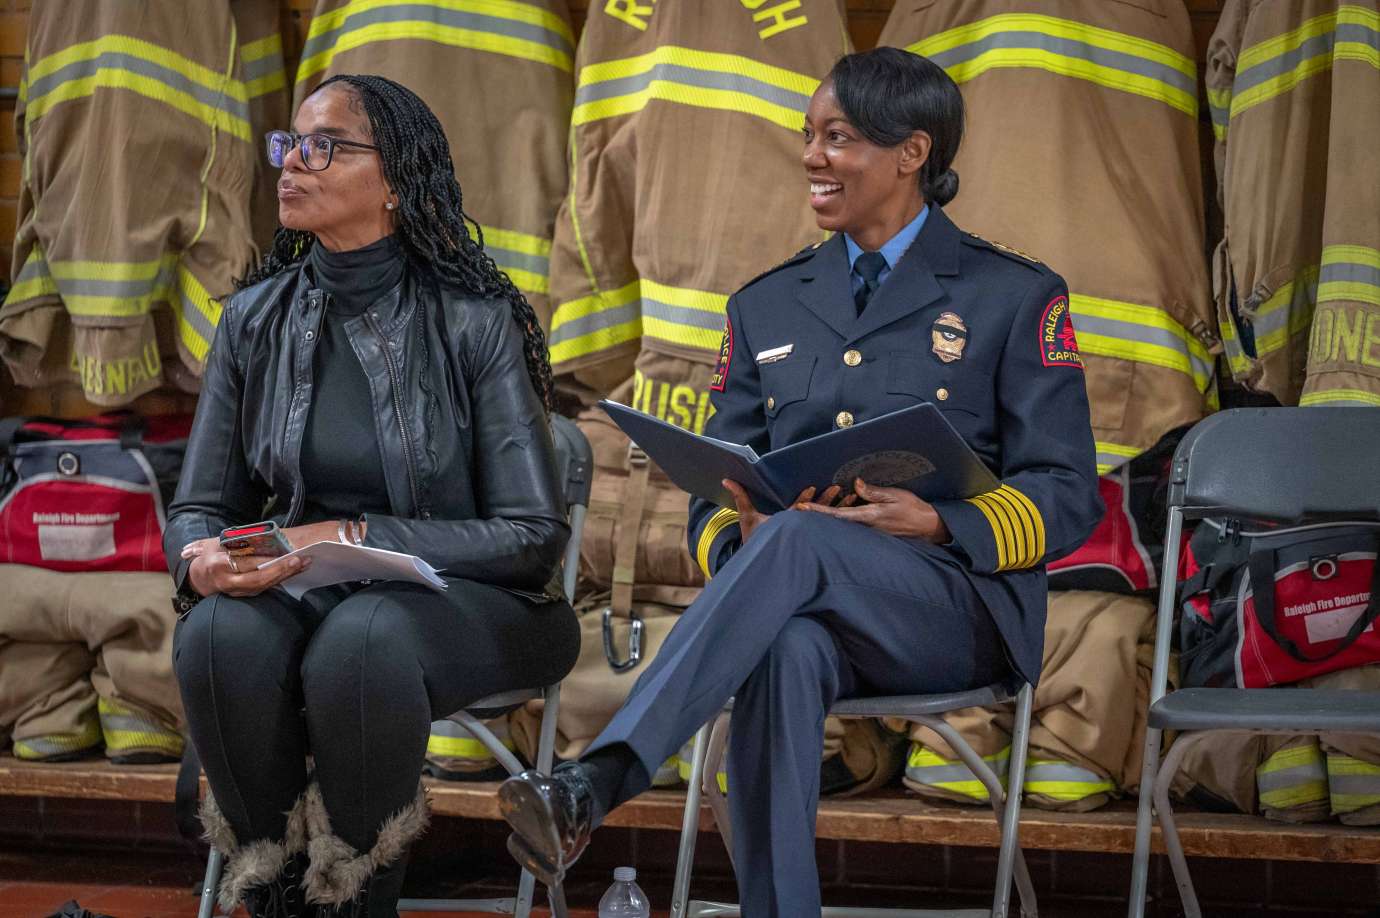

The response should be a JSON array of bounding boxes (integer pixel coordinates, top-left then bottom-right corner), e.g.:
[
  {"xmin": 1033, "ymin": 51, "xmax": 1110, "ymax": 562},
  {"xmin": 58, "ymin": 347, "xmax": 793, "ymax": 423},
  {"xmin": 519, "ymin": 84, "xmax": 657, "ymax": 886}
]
[{"xmin": 796, "ymin": 478, "xmax": 951, "ymax": 543}]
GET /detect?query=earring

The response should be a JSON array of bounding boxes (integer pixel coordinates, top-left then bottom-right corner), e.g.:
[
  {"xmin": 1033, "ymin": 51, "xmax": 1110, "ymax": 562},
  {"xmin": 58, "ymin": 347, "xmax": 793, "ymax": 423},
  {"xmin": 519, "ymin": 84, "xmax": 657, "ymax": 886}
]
[{"xmin": 385, "ymin": 202, "xmax": 396, "ymax": 211}]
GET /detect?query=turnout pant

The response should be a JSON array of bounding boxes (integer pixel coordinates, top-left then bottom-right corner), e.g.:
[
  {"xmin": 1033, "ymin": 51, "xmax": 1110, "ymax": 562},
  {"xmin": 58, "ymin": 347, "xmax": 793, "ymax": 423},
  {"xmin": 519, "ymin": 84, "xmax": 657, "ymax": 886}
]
[
  {"xmin": 175, "ymin": 578, "xmax": 578, "ymax": 907},
  {"xmin": 586, "ymin": 512, "xmax": 1012, "ymax": 918}
]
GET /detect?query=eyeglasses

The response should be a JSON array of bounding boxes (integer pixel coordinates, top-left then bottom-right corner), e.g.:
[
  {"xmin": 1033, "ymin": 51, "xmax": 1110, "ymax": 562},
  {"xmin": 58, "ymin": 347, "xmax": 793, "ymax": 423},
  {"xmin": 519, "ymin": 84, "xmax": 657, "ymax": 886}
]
[{"xmin": 265, "ymin": 130, "xmax": 379, "ymax": 171}]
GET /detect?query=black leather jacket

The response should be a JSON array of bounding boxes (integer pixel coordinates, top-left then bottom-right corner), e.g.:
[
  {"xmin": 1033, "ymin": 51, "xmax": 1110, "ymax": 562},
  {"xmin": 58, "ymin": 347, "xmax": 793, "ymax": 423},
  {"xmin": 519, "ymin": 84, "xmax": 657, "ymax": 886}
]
[{"xmin": 164, "ymin": 264, "xmax": 569, "ymax": 596}]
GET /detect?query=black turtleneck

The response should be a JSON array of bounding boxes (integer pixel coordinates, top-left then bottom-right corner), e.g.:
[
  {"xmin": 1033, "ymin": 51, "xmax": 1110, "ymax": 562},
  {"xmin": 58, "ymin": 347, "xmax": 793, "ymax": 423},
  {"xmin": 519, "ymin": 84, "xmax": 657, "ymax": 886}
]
[{"xmin": 299, "ymin": 236, "xmax": 403, "ymax": 523}]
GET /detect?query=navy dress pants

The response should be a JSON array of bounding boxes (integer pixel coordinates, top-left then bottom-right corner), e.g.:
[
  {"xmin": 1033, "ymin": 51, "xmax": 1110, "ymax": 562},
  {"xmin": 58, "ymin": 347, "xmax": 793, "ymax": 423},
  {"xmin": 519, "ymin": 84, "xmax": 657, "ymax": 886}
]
[{"xmin": 586, "ymin": 511, "xmax": 1011, "ymax": 918}]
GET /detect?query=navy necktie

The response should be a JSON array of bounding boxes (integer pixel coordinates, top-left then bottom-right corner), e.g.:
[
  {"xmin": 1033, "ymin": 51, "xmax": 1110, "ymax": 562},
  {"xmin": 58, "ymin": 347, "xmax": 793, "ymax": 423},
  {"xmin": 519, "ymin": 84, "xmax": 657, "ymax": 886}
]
[{"xmin": 853, "ymin": 251, "xmax": 887, "ymax": 316}]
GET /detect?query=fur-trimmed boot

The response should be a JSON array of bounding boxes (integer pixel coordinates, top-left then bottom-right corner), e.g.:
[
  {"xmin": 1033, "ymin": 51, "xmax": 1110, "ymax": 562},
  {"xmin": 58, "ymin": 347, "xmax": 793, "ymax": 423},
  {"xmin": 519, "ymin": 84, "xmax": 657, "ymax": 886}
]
[
  {"xmin": 302, "ymin": 781, "xmax": 429, "ymax": 918},
  {"xmin": 200, "ymin": 791, "xmax": 311, "ymax": 917}
]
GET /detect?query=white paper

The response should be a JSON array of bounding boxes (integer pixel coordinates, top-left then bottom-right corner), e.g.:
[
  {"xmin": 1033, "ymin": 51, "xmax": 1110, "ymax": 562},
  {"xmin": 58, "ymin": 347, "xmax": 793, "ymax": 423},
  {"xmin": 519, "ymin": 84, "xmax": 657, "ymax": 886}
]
[{"xmin": 259, "ymin": 540, "xmax": 447, "ymax": 600}]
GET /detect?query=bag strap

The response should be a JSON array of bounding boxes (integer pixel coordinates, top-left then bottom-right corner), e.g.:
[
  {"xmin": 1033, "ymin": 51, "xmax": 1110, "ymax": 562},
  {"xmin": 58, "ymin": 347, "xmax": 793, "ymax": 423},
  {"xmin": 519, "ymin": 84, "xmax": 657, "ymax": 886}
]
[
  {"xmin": 1250, "ymin": 542, "xmax": 1380, "ymax": 663},
  {"xmin": 0, "ymin": 413, "xmax": 145, "ymax": 451},
  {"xmin": 610, "ymin": 444, "xmax": 651, "ymax": 618}
]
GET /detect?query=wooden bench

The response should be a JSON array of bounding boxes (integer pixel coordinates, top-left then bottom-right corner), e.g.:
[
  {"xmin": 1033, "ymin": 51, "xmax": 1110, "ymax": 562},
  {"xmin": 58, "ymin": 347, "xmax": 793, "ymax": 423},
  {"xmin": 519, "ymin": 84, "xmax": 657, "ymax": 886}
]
[{"xmin": 3, "ymin": 755, "xmax": 1378, "ymax": 864}]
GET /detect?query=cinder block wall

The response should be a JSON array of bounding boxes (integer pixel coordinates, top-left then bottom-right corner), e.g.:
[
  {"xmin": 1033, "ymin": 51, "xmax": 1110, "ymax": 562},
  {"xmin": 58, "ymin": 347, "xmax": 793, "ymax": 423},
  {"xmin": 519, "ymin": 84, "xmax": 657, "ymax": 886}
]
[{"xmin": 0, "ymin": 0, "xmax": 1228, "ymax": 415}]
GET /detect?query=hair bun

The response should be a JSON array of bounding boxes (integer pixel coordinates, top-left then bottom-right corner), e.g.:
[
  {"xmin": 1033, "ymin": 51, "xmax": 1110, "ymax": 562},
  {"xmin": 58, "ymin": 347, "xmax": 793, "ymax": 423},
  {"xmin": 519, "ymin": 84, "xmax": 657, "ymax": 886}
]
[{"xmin": 929, "ymin": 168, "xmax": 959, "ymax": 207}]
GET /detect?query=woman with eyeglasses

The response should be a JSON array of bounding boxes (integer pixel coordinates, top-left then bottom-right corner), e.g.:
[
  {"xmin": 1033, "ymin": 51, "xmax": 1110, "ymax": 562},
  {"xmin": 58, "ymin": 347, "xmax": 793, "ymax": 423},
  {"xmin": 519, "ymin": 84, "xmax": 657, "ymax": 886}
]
[{"xmin": 165, "ymin": 75, "xmax": 580, "ymax": 918}]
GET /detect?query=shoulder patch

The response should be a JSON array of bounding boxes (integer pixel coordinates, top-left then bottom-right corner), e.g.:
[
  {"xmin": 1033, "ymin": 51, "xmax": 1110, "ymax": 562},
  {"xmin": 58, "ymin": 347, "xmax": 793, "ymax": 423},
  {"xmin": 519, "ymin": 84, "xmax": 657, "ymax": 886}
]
[
  {"xmin": 1039, "ymin": 295, "xmax": 1083, "ymax": 369},
  {"xmin": 737, "ymin": 241, "xmax": 822, "ymax": 294},
  {"xmin": 709, "ymin": 316, "xmax": 734, "ymax": 391},
  {"xmin": 963, "ymin": 233, "xmax": 1046, "ymax": 271}
]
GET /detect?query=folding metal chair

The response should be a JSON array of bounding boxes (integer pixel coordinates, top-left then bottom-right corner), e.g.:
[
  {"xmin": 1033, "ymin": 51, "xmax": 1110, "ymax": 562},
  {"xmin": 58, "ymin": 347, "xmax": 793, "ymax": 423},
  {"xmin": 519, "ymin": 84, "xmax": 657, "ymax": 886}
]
[
  {"xmin": 195, "ymin": 415, "xmax": 593, "ymax": 918},
  {"xmin": 670, "ymin": 682, "xmax": 1039, "ymax": 918},
  {"xmin": 1126, "ymin": 407, "xmax": 1380, "ymax": 918}
]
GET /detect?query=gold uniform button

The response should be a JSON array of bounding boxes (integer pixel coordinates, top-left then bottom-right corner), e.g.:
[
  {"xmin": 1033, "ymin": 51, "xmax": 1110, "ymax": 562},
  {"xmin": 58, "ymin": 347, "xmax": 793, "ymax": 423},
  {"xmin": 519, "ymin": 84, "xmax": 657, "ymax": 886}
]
[
  {"xmin": 843, "ymin": 349, "xmax": 862, "ymax": 367},
  {"xmin": 836, "ymin": 410, "xmax": 854, "ymax": 428},
  {"xmin": 766, "ymin": 396, "xmax": 776, "ymax": 410},
  {"xmin": 936, "ymin": 387, "xmax": 950, "ymax": 401}
]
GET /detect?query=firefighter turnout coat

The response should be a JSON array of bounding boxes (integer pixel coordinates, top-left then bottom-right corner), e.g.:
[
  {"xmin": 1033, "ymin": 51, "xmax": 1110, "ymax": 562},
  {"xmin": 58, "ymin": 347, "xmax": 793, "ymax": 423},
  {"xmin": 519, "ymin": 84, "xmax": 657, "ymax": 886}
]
[
  {"xmin": 0, "ymin": 0, "xmax": 257, "ymax": 405},
  {"xmin": 1207, "ymin": 0, "xmax": 1380, "ymax": 407},
  {"xmin": 293, "ymin": 0, "xmax": 575, "ymax": 327},
  {"xmin": 879, "ymin": 0, "xmax": 1218, "ymax": 474}
]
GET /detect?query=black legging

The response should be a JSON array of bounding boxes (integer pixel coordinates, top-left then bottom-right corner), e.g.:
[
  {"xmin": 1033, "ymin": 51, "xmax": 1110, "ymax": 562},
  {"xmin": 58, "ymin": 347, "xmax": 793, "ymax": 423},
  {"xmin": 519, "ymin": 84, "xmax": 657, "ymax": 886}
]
[{"xmin": 174, "ymin": 578, "xmax": 579, "ymax": 851}]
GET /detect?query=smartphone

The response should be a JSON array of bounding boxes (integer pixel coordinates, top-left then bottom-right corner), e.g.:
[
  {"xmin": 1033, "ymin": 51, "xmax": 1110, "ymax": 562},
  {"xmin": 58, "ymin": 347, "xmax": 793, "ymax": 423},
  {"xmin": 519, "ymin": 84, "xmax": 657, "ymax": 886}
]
[{"xmin": 219, "ymin": 521, "xmax": 292, "ymax": 558}]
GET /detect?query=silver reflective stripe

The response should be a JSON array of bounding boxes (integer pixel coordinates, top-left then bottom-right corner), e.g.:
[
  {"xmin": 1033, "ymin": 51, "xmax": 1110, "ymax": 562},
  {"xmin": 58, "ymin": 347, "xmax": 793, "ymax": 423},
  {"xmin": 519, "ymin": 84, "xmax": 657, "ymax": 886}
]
[
  {"xmin": 1256, "ymin": 761, "xmax": 1327, "ymax": 795},
  {"xmin": 1327, "ymin": 774, "xmax": 1380, "ymax": 797},
  {"xmin": 1246, "ymin": 276, "xmax": 1316, "ymax": 342},
  {"xmin": 641, "ymin": 295, "xmax": 728, "ymax": 335},
  {"xmin": 927, "ymin": 29, "xmax": 1195, "ymax": 98},
  {"xmin": 1233, "ymin": 22, "xmax": 1380, "ymax": 96},
  {"xmin": 14, "ymin": 251, "xmax": 51, "ymax": 285},
  {"xmin": 302, "ymin": 3, "xmax": 574, "ymax": 62},
  {"xmin": 548, "ymin": 299, "xmax": 641, "ymax": 345},
  {"xmin": 1321, "ymin": 259, "xmax": 1380, "ymax": 289},
  {"xmin": 54, "ymin": 265, "xmax": 175, "ymax": 299},
  {"xmin": 907, "ymin": 761, "xmax": 989, "ymax": 784},
  {"xmin": 26, "ymin": 51, "xmax": 250, "ymax": 124},
  {"xmin": 179, "ymin": 286, "xmax": 219, "ymax": 348},
  {"xmin": 240, "ymin": 51, "xmax": 284, "ymax": 83},
  {"xmin": 1069, "ymin": 310, "xmax": 1216, "ymax": 383},
  {"xmin": 576, "ymin": 62, "xmax": 811, "ymax": 113},
  {"xmin": 484, "ymin": 246, "xmax": 549, "ymax": 278}
]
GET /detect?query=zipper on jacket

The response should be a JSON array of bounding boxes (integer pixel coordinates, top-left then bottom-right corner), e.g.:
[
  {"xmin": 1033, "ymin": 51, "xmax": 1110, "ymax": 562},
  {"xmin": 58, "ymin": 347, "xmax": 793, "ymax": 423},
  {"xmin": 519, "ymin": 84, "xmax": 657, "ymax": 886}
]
[
  {"xmin": 364, "ymin": 311, "xmax": 425, "ymax": 517},
  {"xmin": 284, "ymin": 290, "xmax": 326, "ymax": 527}
]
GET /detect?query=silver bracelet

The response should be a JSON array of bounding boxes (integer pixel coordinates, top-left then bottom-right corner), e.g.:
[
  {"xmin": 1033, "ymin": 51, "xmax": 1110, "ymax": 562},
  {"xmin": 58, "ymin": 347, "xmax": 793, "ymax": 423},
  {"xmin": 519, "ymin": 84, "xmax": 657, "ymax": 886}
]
[
  {"xmin": 337, "ymin": 519, "xmax": 348, "ymax": 544},
  {"xmin": 350, "ymin": 517, "xmax": 365, "ymax": 546}
]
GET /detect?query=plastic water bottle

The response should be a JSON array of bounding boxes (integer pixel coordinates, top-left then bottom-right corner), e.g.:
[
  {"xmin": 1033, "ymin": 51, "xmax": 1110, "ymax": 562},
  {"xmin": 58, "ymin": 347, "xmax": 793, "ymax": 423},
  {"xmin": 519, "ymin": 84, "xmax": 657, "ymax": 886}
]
[{"xmin": 597, "ymin": 866, "xmax": 651, "ymax": 917}]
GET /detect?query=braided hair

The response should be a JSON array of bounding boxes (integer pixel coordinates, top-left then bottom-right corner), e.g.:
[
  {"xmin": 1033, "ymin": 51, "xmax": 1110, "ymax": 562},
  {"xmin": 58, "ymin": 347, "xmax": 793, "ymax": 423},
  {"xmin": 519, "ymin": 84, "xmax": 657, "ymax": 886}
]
[{"xmin": 240, "ymin": 73, "xmax": 555, "ymax": 411}]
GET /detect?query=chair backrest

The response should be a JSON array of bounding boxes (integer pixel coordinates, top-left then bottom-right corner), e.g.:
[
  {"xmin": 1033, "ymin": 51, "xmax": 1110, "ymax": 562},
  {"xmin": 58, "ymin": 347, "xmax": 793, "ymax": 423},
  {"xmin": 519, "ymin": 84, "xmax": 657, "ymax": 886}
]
[
  {"xmin": 549, "ymin": 415, "xmax": 593, "ymax": 601},
  {"xmin": 1168, "ymin": 408, "xmax": 1380, "ymax": 523}
]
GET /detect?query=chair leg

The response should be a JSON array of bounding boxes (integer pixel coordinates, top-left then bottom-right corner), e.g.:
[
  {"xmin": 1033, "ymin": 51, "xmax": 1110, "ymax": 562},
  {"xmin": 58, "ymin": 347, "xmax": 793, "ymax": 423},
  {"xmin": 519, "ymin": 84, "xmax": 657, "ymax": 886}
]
[
  {"xmin": 997, "ymin": 683, "xmax": 1036, "ymax": 918},
  {"xmin": 702, "ymin": 711, "xmax": 734, "ymax": 868},
  {"xmin": 547, "ymin": 879, "xmax": 570, "ymax": 918},
  {"xmin": 671, "ymin": 723, "xmax": 713, "ymax": 918},
  {"xmin": 1153, "ymin": 735, "xmax": 1201, "ymax": 918},
  {"xmin": 197, "ymin": 848, "xmax": 223, "ymax": 918},
  {"xmin": 514, "ymin": 867, "xmax": 536, "ymax": 918},
  {"xmin": 1126, "ymin": 725, "xmax": 1163, "ymax": 918}
]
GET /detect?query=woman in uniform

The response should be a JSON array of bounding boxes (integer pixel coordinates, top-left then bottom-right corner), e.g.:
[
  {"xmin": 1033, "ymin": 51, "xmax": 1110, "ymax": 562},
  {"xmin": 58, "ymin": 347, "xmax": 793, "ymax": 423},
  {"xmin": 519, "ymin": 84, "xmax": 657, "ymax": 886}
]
[{"xmin": 500, "ymin": 47, "xmax": 1102, "ymax": 916}]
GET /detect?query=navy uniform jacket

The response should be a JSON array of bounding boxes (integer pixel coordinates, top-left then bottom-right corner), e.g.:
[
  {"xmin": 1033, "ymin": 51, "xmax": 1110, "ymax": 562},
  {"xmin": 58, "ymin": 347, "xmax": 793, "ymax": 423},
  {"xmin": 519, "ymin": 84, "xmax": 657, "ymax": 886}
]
[{"xmin": 686, "ymin": 205, "xmax": 1102, "ymax": 685}]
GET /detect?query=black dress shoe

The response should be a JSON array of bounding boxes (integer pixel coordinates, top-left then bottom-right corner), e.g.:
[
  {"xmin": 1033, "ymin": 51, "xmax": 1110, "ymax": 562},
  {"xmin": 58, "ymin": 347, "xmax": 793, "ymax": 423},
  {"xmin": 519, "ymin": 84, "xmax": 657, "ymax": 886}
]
[{"xmin": 498, "ymin": 762, "xmax": 596, "ymax": 885}]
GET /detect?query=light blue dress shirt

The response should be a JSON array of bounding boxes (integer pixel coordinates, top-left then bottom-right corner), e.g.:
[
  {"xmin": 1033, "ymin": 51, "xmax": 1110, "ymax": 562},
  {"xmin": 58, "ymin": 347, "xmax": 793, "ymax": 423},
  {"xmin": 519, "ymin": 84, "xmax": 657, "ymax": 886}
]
[{"xmin": 844, "ymin": 205, "xmax": 930, "ymax": 297}]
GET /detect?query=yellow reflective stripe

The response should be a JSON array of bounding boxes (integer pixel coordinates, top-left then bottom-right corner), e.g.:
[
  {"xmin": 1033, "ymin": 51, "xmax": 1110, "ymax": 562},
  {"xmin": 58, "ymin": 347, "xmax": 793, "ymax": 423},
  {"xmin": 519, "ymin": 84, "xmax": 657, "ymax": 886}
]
[
  {"xmin": 177, "ymin": 265, "xmax": 222, "ymax": 363},
  {"xmin": 1327, "ymin": 754, "xmax": 1380, "ymax": 812},
  {"xmin": 1320, "ymin": 244, "xmax": 1380, "ymax": 307},
  {"xmin": 98, "ymin": 699, "xmax": 184, "ymax": 756},
  {"xmin": 426, "ymin": 734, "xmax": 510, "ymax": 759},
  {"xmin": 548, "ymin": 279, "xmax": 642, "ymax": 366},
  {"xmin": 240, "ymin": 32, "xmax": 286, "ymax": 98},
  {"xmin": 5, "ymin": 247, "xmax": 60, "ymax": 303},
  {"xmin": 1095, "ymin": 440, "xmax": 1141, "ymax": 475},
  {"xmin": 909, "ymin": 13, "xmax": 1196, "ymax": 116},
  {"xmin": 1207, "ymin": 86, "xmax": 1232, "ymax": 142},
  {"xmin": 696, "ymin": 506, "xmax": 740, "ymax": 580},
  {"xmin": 1231, "ymin": 6, "xmax": 1380, "ymax": 119},
  {"xmin": 1301, "ymin": 389, "xmax": 1380, "ymax": 407},
  {"xmin": 241, "ymin": 33, "xmax": 283, "ymax": 64},
  {"xmin": 1257, "ymin": 742, "xmax": 1329, "ymax": 809},
  {"xmin": 967, "ymin": 484, "xmax": 1043, "ymax": 571},
  {"xmin": 1070, "ymin": 294, "xmax": 1215, "ymax": 391},
  {"xmin": 574, "ymin": 45, "xmax": 818, "ymax": 131},
  {"xmin": 13, "ymin": 716, "xmax": 103, "ymax": 761},
  {"xmin": 26, "ymin": 35, "xmax": 251, "ymax": 140},
  {"xmin": 298, "ymin": 0, "xmax": 574, "ymax": 81},
  {"xmin": 1251, "ymin": 267, "xmax": 1318, "ymax": 358},
  {"xmin": 476, "ymin": 224, "xmax": 552, "ymax": 258},
  {"xmin": 1023, "ymin": 758, "xmax": 1116, "ymax": 801},
  {"xmin": 642, "ymin": 279, "xmax": 730, "ymax": 355},
  {"xmin": 907, "ymin": 743, "xmax": 1011, "ymax": 800}
]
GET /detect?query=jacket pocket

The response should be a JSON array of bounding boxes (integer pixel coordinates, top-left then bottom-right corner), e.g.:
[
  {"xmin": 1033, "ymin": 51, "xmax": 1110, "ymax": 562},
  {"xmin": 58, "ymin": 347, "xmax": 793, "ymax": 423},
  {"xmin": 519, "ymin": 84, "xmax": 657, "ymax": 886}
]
[
  {"xmin": 762, "ymin": 355, "xmax": 815, "ymax": 418},
  {"xmin": 885, "ymin": 353, "xmax": 987, "ymax": 417}
]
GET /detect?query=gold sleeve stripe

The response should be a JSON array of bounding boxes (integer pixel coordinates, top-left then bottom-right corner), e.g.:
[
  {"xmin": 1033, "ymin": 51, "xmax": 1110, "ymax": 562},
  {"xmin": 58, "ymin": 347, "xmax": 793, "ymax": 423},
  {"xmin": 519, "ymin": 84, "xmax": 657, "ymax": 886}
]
[
  {"xmin": 696, "ymin": 507, "xmax": 741, "ymax": 580},
  {"xmin": 985, "ymin": 488, "xmax": 1032, "ymax": 564},
  {"xmin": 1004, "ymin": 485, "xmax": 1047, "ymax": 563},
  {"xmin": 970, "ymin": 492, "xmax": 1020, "ymax": 569},
  {"xmin": 965, "ymin": 484, "xmax": 1047, "ymax": 571}
]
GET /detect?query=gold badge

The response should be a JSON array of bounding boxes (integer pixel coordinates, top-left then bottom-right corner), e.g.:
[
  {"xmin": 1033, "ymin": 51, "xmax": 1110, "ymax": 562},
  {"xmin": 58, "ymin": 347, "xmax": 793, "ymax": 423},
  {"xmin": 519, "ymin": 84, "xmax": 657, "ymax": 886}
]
[{"xmin": 931, "ymin": 312, "xmax": 968, "ymax": 363}]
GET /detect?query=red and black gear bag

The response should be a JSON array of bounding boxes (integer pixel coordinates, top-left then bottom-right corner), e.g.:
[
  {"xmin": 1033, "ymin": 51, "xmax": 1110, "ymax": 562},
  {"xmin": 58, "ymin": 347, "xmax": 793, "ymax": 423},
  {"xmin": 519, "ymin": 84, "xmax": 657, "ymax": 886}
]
[
  {"xmin": 0, "ymin": 413, "xmax": 192, "ymax": 573},
  {"xmin": 1178, "ymin": 519, "xmax": 1380, "ymax": 688},
  {"xmin": 1047, "ymin": 425, "xmax": 1187, "ymax": 594}
]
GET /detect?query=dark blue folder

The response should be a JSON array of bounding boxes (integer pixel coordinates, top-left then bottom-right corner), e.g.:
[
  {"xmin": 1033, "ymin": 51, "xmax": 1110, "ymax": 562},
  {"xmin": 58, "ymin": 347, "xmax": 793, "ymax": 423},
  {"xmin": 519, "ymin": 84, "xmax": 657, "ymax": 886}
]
[{"xmin": 600, "ymin": 400, "xmax": 1000, "ymax": 513}]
